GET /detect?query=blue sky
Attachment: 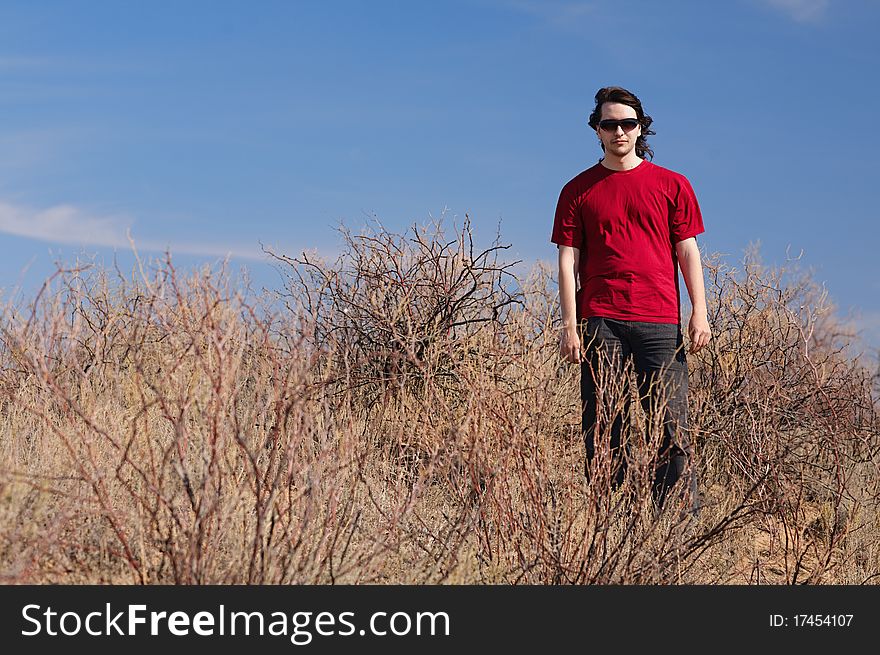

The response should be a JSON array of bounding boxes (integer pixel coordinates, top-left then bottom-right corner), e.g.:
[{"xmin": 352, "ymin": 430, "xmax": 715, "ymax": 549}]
[{"xmin": 1, "ymin": 0, "xmax": 878, "ymax": 357}]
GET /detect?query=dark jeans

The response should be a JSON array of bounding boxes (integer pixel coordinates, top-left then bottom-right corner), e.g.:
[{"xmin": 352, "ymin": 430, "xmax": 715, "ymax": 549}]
[{"xmin": 579, "ymin": 316, "xmax": 697, "ymax": 510}]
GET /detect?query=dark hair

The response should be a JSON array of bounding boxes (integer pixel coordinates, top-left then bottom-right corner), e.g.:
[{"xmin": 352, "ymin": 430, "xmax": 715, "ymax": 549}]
[{"xmin": 587, "ymin": 86, "xmax": 655, "ymax": 161}]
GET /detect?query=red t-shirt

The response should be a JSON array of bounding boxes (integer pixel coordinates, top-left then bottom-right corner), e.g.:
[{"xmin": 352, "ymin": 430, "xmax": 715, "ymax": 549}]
[{"xmin": 550, "ymin": 160, "xmax": 704, "ymax": 324}]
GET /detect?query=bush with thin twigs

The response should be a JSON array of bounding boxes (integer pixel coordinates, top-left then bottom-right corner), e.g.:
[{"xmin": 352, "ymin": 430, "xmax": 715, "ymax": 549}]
[
  {"xmin": 689, "ymin": 246, "xmax": 880, "ymax": 583},
  {"xmin": 265, "ymin": 215, "xmax": 522, "ymax": 408},
  {"xmin": 0, "ymin": 219, "xmax": 878, "ymax": 584}
]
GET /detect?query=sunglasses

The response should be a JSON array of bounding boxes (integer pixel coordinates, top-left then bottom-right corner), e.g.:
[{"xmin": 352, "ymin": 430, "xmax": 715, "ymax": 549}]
[{"xmin": 597, "ymin": 118, "xmax": 640, "ymax": 133}]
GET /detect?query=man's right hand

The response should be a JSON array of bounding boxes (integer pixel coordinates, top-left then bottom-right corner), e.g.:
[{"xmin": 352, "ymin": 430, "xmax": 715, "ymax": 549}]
[{"xmin": 559, "ymin": 326, "xmax": 583, "ymax": 364}]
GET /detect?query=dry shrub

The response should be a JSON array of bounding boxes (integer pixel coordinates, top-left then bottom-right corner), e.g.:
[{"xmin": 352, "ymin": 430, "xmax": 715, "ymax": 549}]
[
  {"xmin": 0, "ymin": 222, "xmax": 878, "ymax": 585},
  {"xmin": 265, "ymin": 214, "xmax": 522, "ymax": 408},
  {"xmin": 689, "ymin": 245, "xmax": 880, "ymax": 582},
  {"xmin": 0, "ymin": 257, "xmax": 380, "ymax": 583}
]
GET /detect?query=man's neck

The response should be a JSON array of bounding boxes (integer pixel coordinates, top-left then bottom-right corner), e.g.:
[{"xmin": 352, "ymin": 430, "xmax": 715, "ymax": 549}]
[{"xmin": 600, "ymin": 154, "xmax": 643, "ymax": 171}]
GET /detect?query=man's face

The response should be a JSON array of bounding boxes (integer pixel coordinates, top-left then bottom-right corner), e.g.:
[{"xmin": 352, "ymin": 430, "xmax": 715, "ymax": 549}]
[{"xmin": 596, "ymin": 102, "xmax": 641, "ymax": 158}]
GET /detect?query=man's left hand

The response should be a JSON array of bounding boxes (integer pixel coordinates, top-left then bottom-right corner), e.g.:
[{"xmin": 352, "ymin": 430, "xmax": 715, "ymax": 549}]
[{"xmin": 688, "ymin": 313, "xmax": 711, "ymax": 354}]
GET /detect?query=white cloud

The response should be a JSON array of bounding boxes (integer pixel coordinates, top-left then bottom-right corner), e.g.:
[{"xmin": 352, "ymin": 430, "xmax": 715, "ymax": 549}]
[
  {"xmin": 0, "ymin": 200, "xmax": 269, "ymax": 261},
  {"xmin": 0, "ymin": 201, "xmax": 132, "ymax": 247},
  {"xmin": 759, "ymin": 0, "xmax": 829, "ymax": 23}
]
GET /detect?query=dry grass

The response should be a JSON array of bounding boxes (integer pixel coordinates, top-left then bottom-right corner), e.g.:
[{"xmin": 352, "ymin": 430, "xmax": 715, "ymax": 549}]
[{"xmin": 1, "ymin": 217, "xmax": 878, "ymax": 584}]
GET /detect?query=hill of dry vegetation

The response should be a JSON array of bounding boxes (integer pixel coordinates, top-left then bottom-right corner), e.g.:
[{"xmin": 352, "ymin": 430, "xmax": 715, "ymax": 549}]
[{"xmin": 1, "ymin": 217, "xmax": 878, "ymax": 584}]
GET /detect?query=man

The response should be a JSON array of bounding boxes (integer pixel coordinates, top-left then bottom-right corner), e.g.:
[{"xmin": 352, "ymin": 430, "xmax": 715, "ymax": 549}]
[{"xmin": 550, "ymin": 86, "xmax": 711, "ymax": 511}]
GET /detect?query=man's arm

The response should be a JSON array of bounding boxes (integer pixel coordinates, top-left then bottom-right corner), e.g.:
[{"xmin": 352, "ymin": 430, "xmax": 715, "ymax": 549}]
[
  {"xmin": 675, "ymin": 237, "xmax": 711, "ymax": 353},
  {"xmin": 558, "ymin": 245, "xmax": 582, "ymax": 363}
]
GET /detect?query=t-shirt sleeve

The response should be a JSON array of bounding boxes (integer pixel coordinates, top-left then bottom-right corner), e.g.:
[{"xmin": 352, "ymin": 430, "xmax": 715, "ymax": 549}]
[
  {"xmin": 670, "ymin": 175, "xmax": 705, "ymax": 243},
  {"xmin": 550, "ymin": 182, "xmax": 582, "ymax": 248}
]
